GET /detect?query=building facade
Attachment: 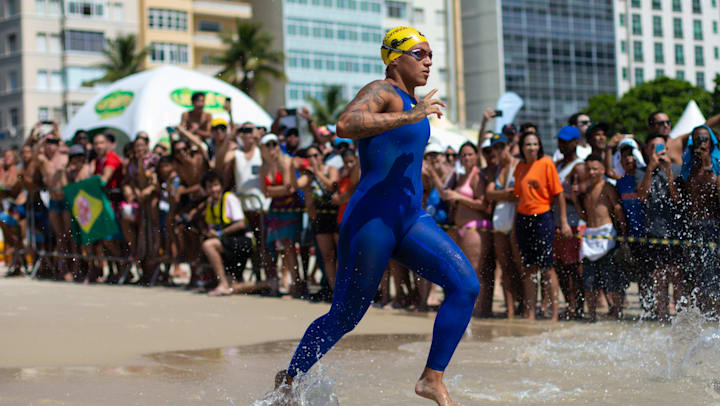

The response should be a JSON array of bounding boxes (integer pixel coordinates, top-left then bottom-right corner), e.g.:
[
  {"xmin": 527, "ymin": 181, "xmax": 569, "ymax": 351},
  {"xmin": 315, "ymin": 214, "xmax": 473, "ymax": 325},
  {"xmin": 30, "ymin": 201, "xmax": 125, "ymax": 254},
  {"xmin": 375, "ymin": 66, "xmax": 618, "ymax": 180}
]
[
  {"xmin": 615, "ymin": 0, "xmax": 720, "ymax": 93},
  {"xmin": 0, "ymin": 0, "xmax": 138, "ymax": 144},
  {"xmin": 137, "ymin": 0, "xmax": 252, "ymax": 75},
  {"xmin": 462, "ymin": 0, "xmax": 617, "ymax": 148}
]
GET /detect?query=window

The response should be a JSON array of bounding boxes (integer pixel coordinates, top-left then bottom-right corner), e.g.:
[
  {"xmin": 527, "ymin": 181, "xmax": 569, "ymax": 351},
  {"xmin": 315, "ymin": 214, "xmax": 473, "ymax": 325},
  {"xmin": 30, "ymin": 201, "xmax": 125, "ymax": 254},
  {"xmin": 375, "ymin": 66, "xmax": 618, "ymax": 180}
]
[
  {"xmin": 37, "ymin": 70, "xmax": 48, "ymax": 89},
  {"xmin": 48, "ymin": 0, "xmax": 60, "ymax": 14},
  {"xmin": 656, "ymin": 68, "xmax": 665, "ymax": 77},
  {"xmin": 312, "ymin": 26, "xmax": 321, "ymax": 38},
  {"xmin": 287, "ymin": 24, "xmax": 296, "ymax": 35},
  {"xmin": 299, "ymin": 24, "xmax": 309, "ymax": 36},
  {"xmin": 676, "ymin": 69, "xmax": 685, "ymax": 79},
  {"xmin": 7, "ymin": 33, "xmax": 17, "ymax": 53},
  {"xmin": 715, "ymin": 46, "xmax": 719, "ymax": 59},
  {"xmin": 66, "ymin": 0, "xmax": 106, "ymax": 18},
  {"xmin": 149, "ymin": 42, "xmax": 189, "ymax": 65},
  {"xmin": 7, "ymin": 0, "xmax": 17, "ymax": 15},
  {"xmin": 313, "ymin": 58, "xmax": 322, "ymax": 70},
  {"xmin": 435, "ymin": 10, "xmax": 446, "ymax": 25},
  {"xmin": 113, "ymin": 2, "xmax": 123, "ymax": 21},
  {"xmin": 673, "ymin": 18, "xmax": 683, "ymax": 38},
  {"xmin": 692, "ymin": 0, "xmax": 701, "ymax": 13},
  {"xmin": 621, "ymin": 40, "xmax": 627, "ymax": 53},
  {"xmin": 654, "ymin": 42, "xmax": 664, "ymax": 63},
  {"xmin": 633, "ymin": 41, "xmax": 643, "ymax": 61},
  {"xmin": 198, "ymin": 20, "xmax": 221, "ymax": 32},
  {"xmin": 631, "ymin": 0, "xmax": 640, "ymax": 7},
  {"xmin": 49, "ymin": 33, "xmax": 61, "ymax": 52},
  {"xmin": 386, "ymin": 1, "xmax": 407, "ymax": 18},
  {"xmin": 8, "ymin": 71, "xmax": 18, "ymax": 90},
  {"xmin": 695, "ymin": 45, "xmax": 704, "ymax": 66},
  {"xmin": 635, "ymin": 67, "xmax": 644, "ymax": 84},
  {"xmin": 619, "ymin": 13, "xmax": 626, "ymax": 26},
  {"xmin": 632, "ymin": 14, "xmax": 642, "ymax": 35},
  {"xmin": 697, "ymin": 71, "xmax": 705, "ymax": 88},
  {"xmin": 65, "ymin": 66, "xmax": 104, "ymax": 89},
  {"xmin": 622, "ymin": 67, "xmax": 628, "ymax": 80},
  {"xmin": 9, "ymin": 108, "xmax": 18, "ymax": 127},
  {"xmin": 413, "ymin": 7, "xmax": 424, "ymax": 23},
  {"xmin": 653, "ymin": 16, "xmax": 663, "ymax": 37},
  {"xmin": 672, "ymin": 0, "xmax": 681, "ymax": 11},
  {"xmin": 65, "ymin": 30, "xmax": 105, "ymax": 52},
  {"xmin": 50, "ymin": 71, "xmax": 62, "ymax": 90},
  {"xmin": 693, "ymin": 20, "xmax": 703, "ymax": 40},
  {"xmin": 148, "ymin": 9, "xmax": 188, "ymax": 31},
  {"xmin": 714, "ymin": 21, "xmax": 718, "ymax": 34},
  {"xmin": 675, "ymin": 44, "xmax": 684, "ymax": 64},
  {"xmin": 36, "ymin": 33, "xmax": 48, "ymax": 52},
  {"xmin": 38, "ymin": 107, "xmax": 49, "ymax": 121},
  {"xmin": 652, "ymin": 0, "xmax": 661, "ymax": 9},
  {"xmin": 36, "ymin": 0, "xmax": 45, "ymax": 13}
]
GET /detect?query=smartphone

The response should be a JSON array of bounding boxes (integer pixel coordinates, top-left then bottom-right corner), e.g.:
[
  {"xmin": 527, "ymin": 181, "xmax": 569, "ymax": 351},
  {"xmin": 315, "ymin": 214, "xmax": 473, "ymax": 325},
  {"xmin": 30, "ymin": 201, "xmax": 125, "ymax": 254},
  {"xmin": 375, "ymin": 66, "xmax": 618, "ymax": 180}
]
[
  {"xmin": 494, "ymin": 110, "xmax": 503, "ymax": 117},
  {"xmin": 286, "ymin": 108, "xmax": 297, "ymax": 116},
  {"xmin": 226, "ymin": 97, "xmax": 231, "ymax": 102},
  {"xmin": 655, "ymin": 143, "xmax": 665, "ymax": 153},
  {"xmin": 166, "ymin": 126, "xmax": 176, "ymax": 134}
]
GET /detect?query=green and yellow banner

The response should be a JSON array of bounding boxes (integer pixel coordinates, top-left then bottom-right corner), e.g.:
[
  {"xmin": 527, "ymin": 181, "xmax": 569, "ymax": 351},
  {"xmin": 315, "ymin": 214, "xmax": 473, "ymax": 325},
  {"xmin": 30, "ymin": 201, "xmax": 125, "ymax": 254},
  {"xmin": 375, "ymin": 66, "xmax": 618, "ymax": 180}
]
[{"xmin": 63, "ymin": 176, "xmax": 119, "ymax": 245}]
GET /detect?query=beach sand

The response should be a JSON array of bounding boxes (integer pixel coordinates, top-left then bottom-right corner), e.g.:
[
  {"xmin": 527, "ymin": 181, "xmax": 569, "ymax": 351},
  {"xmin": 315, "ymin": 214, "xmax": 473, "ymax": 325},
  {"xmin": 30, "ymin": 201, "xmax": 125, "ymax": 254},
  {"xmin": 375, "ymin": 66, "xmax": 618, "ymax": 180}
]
[{"xmin": 0, "ymin": 278, "xmax": 442, "ymax": 369}]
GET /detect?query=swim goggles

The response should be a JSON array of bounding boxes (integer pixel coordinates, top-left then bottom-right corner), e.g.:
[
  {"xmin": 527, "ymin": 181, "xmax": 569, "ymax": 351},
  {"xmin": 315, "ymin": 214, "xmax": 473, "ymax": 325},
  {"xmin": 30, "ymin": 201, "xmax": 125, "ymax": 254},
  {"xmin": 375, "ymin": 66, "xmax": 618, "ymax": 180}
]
[{"xmin": 380, "ymin": 45, "xmax": 432, "ymax": 61}]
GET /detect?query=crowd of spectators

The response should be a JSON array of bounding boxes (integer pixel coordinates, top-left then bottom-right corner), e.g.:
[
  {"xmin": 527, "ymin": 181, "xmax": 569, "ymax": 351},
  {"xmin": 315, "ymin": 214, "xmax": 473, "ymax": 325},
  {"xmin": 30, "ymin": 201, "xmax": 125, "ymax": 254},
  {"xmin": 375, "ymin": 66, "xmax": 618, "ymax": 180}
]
[{"xmin": 2, "ymin": 91, "xmax": 720, "ymax": 322}]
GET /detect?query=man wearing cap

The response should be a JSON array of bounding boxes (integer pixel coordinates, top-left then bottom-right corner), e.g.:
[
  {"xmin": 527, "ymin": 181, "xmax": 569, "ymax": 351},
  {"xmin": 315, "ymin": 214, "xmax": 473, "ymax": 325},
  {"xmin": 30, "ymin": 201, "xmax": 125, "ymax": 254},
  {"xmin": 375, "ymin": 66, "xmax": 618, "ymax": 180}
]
[
  {"xmin": 324, "ymin": 136, "xmax": 353, "ymax": 169},
  {"xmin": 553, "ymin": 112, "xmax": 593, "ymax": 162},
  {"xmin": 275, "ymin": 26, "xmax": 477, "ymax": 406},
  {"xmin": 553, "ymin": 126, "xmax": 587, "ymax": 319},
  {"xmin": 210, "ymin": 118, "xmax": 237, "ymax": 188},
  {"xmin": 180, "ymin": 92, "xmax": 211, "ymax": 141}
]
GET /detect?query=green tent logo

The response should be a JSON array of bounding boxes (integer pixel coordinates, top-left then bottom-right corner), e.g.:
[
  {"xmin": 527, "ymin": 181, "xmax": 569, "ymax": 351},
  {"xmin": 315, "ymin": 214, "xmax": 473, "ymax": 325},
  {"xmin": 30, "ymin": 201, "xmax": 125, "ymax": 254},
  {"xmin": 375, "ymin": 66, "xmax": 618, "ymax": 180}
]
[
  {"xmin": 170, "ymin": 88, "xmax": 230, "ymax": 113},
  {"xmin": 95, "ymin": 90, "xmax": 134, "ymax": 119}
]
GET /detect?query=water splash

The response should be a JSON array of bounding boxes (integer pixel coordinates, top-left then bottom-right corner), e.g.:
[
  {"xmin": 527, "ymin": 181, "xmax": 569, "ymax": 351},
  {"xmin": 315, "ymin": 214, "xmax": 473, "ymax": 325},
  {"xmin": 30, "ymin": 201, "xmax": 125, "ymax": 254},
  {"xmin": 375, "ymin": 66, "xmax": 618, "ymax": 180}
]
[{"xmin": 251, "ymin": 363, "xmax": 339, "ymax": 406}]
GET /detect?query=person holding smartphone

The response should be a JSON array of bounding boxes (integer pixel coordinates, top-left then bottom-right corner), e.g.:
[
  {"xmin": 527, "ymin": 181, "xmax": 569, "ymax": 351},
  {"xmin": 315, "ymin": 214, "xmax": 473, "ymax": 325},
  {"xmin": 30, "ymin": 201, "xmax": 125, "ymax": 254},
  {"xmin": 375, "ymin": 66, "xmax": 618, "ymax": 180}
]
[{"xmin": 636, "ymin": 133, "xmax": 683, "ymax": 321}]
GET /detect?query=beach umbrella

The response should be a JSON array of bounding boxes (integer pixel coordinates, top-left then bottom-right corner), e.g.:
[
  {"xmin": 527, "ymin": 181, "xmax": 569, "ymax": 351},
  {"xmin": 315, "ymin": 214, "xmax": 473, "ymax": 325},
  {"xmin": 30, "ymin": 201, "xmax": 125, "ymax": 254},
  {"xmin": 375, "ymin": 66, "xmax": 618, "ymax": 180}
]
[
  {"xmin": 670, "ymin": 100, "xmax": 706, "ymax": 139},
  {"xmin": 61, "ymin": 65, "xmax": 272, "ymax": 147}
]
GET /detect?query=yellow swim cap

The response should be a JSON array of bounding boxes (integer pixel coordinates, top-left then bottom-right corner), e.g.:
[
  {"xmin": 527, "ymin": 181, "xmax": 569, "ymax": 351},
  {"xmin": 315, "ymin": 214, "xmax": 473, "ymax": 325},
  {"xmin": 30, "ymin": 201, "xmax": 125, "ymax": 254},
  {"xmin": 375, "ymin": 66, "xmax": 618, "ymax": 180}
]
[{"xmin": 381, "ymin": 26, "xmax": 428, "ymax": 65}]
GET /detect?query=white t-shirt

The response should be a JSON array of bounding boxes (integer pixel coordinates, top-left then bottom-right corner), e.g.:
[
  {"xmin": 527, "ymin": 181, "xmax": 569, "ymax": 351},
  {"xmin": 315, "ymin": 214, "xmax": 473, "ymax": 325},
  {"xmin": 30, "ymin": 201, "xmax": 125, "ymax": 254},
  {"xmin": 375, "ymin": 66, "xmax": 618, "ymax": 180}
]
[
  {"xmin": 233, "ymin": 147, "xmax": 270, "ymax": 211},
  {"xmin": 223, "ymin": 193, "xmax": 245, "ymax": 222}
]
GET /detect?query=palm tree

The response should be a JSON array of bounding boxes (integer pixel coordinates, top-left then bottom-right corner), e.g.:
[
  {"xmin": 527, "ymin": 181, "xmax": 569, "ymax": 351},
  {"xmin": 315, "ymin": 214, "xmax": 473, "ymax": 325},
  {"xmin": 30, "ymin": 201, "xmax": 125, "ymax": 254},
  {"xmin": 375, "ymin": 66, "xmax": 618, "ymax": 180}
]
[
  {"xmin": 306, "ymin": 85, "xmax": 348, "ymax": 126},
  {"xmin": 214, "ymin": 19, "xmax": 285, "ymax": 104},
  {"xmin": 83, "ymin": 34, "xmax": 149, "ymax": 86}
]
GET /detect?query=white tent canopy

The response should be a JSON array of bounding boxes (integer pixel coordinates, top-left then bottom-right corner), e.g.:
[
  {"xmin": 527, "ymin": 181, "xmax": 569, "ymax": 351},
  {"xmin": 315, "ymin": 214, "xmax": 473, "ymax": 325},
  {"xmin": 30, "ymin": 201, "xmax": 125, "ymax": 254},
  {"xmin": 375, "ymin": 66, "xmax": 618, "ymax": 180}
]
[
  {"xmin": 62, "ymin": 66, "xmax": 272, "ymax": 147},
  {"xmin": 669, "ymin": 100, "xmax": 706, "ymax": 139}
]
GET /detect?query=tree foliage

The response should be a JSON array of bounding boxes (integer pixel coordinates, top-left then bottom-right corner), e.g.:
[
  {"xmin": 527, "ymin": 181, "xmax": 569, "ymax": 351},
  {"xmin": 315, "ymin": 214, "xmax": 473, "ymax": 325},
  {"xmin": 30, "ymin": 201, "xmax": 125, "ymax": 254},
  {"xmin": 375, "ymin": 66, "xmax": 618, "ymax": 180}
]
[
  {"xmin": 214, "ymin": 19, "xmax": 285, "ymax": 104},
  {"xmin": 585, "ymin": 77, "xmax": 714, "ymax": 140},
  {"xmin": 83, "ymin": 34, "xmax": 149, "ymax": 86},
  {"xmin": 306, "ymin": 85, "xmax": 348, "ymax": 126}
]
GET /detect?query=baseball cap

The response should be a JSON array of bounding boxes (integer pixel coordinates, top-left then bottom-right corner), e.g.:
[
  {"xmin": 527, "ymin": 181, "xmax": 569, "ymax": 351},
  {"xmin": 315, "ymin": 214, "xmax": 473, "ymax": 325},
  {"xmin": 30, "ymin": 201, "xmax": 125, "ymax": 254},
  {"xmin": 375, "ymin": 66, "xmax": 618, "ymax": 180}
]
[
  {"xmin": 557, "ymin": 126, "xmax": 581, "ymax": 141},
  {"xmin": 490, "ymin": 132, "xmax": 509, "ymax": 147},
  {"xmin": 68, "ymin": 144, "xmax": 86, "ymax": 158},
  {"xmin": 260, "ymin": 133, "xmax": 279, "ymax": 145},
  {"xmin": 211, "ymin": 118, "xmax": 228, "ymax": 129},
  {"xmin": 424, "ymin": 143, "xmax": 445, "ymax": 155},
  {"xmin": 586, "ymin": 122, "xmax": 609, "ymax": 137},
  {"xmin": 333, "ymin": 137, "xmax": 353, "ymax": 147}
]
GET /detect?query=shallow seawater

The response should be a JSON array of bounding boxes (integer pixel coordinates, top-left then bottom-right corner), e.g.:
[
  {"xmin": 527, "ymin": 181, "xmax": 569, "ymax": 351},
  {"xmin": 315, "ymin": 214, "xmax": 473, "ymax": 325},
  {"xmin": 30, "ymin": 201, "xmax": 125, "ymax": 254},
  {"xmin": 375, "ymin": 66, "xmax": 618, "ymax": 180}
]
[{"xmin": 2, "ymin": 312, "xmax": 720, "ymax": 405}]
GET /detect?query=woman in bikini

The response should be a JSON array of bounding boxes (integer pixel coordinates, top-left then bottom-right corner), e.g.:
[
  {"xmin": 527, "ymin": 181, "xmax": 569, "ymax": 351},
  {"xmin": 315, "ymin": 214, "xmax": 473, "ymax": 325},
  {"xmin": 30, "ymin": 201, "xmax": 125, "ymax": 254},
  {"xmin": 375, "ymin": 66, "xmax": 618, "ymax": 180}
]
[
  {"xmin": 444, "ymin": 141, "xmax": 495, "ymax": 317},
  {"xmin": 260, "ymin": 133, "xmax": 304, "ymax": 298}
]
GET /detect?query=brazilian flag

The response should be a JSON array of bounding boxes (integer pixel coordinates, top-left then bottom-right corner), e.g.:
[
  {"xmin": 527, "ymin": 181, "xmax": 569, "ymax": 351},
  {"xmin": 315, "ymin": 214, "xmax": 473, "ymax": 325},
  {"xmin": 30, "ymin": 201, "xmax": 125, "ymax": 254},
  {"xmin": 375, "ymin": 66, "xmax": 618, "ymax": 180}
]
[{"xmin": 63, "ymin": 176, "xmax": 119, "ymax": 245}]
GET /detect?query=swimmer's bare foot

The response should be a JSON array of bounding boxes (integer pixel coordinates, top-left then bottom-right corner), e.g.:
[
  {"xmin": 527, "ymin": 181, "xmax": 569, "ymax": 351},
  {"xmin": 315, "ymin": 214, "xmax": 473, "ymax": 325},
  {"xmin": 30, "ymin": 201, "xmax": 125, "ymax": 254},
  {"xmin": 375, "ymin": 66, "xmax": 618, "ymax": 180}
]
[
  {"xmin": 271, "ymin": 370, "xmax": 296, "ymax": 406},
  {"xmin": 415, "ymin": 368, "xmax": 463, "ymax": 406}
]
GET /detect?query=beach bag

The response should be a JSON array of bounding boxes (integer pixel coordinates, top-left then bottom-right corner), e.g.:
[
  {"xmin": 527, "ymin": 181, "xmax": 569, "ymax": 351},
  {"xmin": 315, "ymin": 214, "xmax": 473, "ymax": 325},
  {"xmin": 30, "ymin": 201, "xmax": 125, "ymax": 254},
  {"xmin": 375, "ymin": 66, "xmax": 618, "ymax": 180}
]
[{"xmin": 492, "ymin": 162, "xmax": 516, "ymax": 233}]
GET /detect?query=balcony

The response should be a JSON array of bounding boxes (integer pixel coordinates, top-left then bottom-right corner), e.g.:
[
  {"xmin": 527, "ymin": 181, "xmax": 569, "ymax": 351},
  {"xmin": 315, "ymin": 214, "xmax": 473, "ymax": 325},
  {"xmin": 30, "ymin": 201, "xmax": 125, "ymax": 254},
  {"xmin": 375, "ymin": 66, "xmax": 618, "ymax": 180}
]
[{"xmin": 192, "ymin": 0, "xmax": 251, "ymax": 18}]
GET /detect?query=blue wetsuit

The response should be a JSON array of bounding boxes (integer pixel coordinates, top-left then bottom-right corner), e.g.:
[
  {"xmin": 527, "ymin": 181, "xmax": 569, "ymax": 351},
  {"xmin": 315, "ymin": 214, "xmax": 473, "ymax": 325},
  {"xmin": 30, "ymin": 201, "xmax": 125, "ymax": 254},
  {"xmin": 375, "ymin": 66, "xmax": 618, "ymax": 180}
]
[{"xmin": 287, "ymin": 85, "xmax": 479, "ymax": 377}]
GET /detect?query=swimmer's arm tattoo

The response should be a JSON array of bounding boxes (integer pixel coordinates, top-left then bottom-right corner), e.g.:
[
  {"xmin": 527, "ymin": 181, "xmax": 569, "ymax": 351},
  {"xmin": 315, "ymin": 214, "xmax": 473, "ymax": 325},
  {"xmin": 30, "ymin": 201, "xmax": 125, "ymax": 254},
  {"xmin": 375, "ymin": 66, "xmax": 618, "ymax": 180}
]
[{"xmin": 337, "ymin": 81, "xmax": 418, "ymax": 140}]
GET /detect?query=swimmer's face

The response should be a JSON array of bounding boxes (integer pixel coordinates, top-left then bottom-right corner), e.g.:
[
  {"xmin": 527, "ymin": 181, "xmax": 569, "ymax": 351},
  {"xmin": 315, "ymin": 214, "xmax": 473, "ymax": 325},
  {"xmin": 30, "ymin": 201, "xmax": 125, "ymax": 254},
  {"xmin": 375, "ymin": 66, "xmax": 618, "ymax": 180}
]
[
  {"xmin": 586, "ymin": 159, "xmax": 605, "ymax": 181},
  {"xmin": 393, "ymin": 42, "xmax": 432, "ymax": 87},
  {"xmin": 459, "ymin": 145, "xmax": 478, "ymax": 170}
]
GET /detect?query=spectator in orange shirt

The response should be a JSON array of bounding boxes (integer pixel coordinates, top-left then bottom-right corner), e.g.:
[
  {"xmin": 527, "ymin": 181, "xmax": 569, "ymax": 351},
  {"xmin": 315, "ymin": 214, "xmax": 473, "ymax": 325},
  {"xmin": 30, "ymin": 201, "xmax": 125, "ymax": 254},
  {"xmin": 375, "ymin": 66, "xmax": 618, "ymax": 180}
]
[{"xmin": 513, "ymin": 131, "xmax": 572, "ymax": 322}]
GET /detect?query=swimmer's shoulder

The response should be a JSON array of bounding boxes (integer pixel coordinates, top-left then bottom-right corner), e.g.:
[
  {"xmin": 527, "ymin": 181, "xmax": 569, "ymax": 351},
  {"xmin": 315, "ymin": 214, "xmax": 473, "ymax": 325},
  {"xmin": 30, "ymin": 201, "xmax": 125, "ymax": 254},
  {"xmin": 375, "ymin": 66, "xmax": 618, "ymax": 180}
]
[{"xmin": 349, "ymin": 80, "xmax": 403, "ymax": 113}]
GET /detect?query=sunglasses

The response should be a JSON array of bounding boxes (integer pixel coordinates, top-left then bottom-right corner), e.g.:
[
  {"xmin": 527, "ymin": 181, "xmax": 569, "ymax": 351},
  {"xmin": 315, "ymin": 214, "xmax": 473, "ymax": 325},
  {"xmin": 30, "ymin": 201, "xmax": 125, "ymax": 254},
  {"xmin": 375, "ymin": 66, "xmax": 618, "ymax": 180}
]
[
  {"xmin": 255, "ymin": 126, "xmax": 267, "ymax": 131},
  {"xmin": 653, "ymin": 120, "xmax": 672, "ymax": 127},
  {"xmin": 45, "ymin": 138, "xmax": 60, "ymax": 145},
  {"xmin": 238, "ymin": 127, "xmax": 254, "ymax": 134},
  {"xmin": 307, "ymin": 153, "xmax": 320, "ymax": 158},
  {"xmin": 578, "ymin": 120, "xmax": 591, "ymax": 126},
  {"xmin": 445, "ymin": 153, "xmax": 458, "ymax": 158},
  {"xmin": 696, "ymin": 136, "xmax": 710, "ymax": 144},
  {"xmin": 264, "ymin": 141, "xmax": 278, "ymax": 148},
  {"xmin": 382, "ymin": 45, "xmax": 433, "ymax": 61}
]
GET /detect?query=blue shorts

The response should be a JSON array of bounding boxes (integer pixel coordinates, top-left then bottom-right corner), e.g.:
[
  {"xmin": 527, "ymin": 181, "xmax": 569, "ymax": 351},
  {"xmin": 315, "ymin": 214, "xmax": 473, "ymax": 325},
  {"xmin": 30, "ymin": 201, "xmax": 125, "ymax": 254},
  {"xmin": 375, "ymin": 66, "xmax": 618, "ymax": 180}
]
[
  {"xmin": 515, "ymin": 211, "xmax": 554, "ymax": 269},
  {"xmin": 583, "ymin": 251, "xmax": 628, "ymax": 292}
]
